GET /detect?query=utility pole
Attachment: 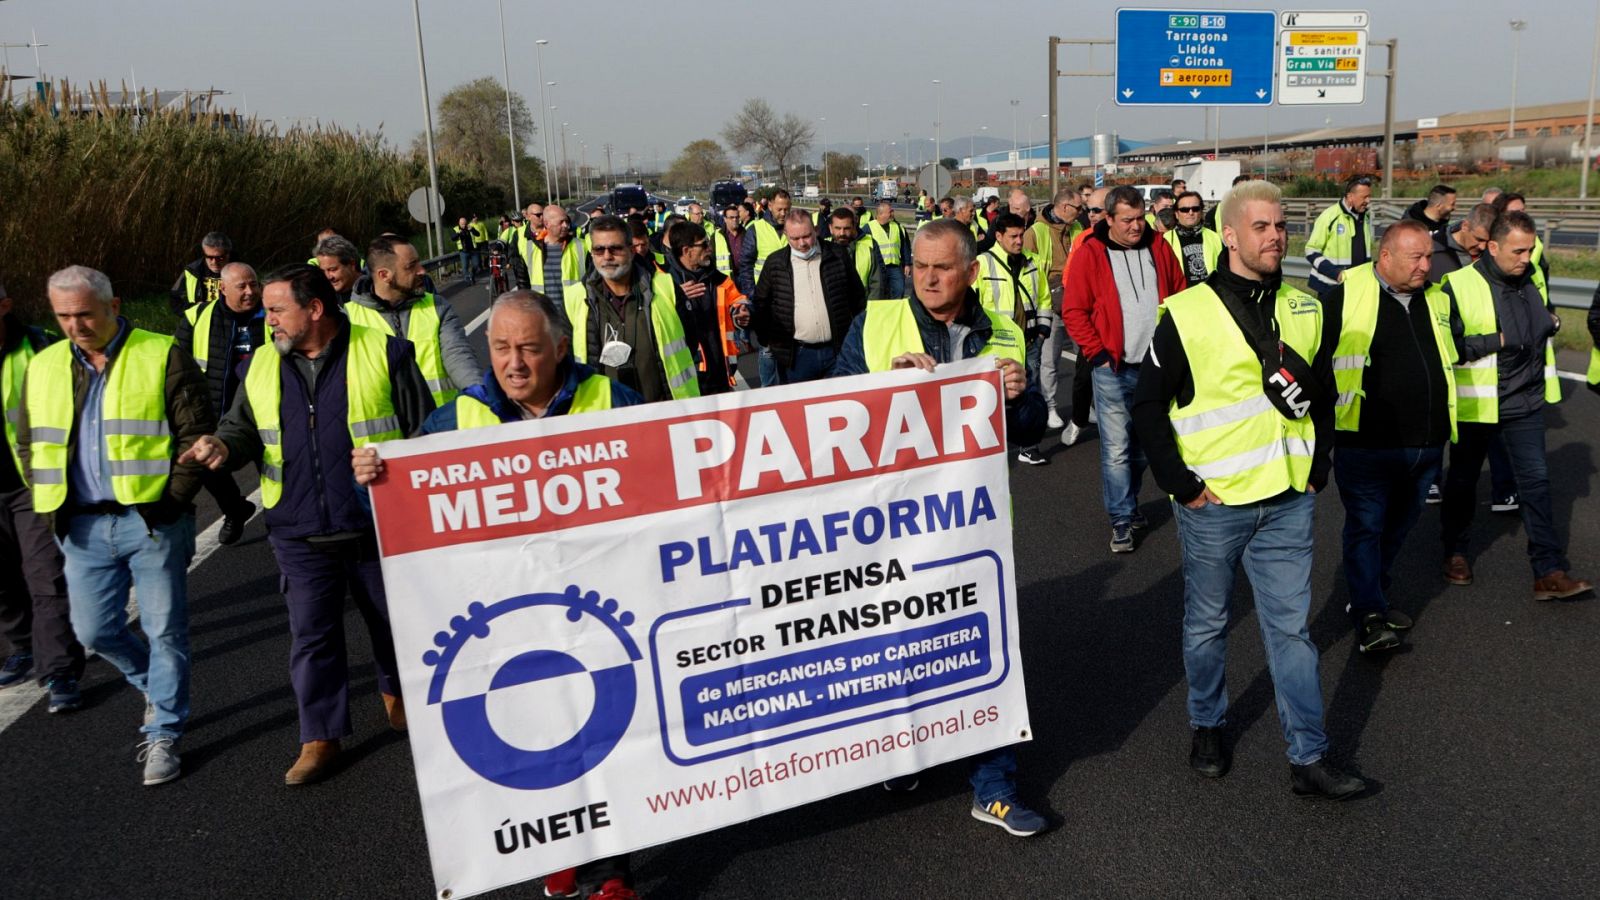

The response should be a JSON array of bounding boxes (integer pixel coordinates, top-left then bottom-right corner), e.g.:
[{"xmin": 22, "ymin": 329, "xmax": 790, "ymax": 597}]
[
  {"xmin": 1582, "ymin": 0, "xmax": 1600, "ymax": 200},
  {"xmin": 1370, "ymin": 38, "xmax": 1399, "ymax": 199},
  {"xmin": 603, "ymin": 142, "xmax": 615, "ymax": 191},
  {"xmin": 1048, "ymin": 36, "xmax": 1115, "ymax": 198},
  {"xmin": 1508, "ymin": 20, "xmax": 1527, "ymax": 138}
]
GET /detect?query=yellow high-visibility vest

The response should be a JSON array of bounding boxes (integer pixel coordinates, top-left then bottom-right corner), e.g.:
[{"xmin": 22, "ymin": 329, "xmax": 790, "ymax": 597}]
[
  {"xmin": 243, "ymin": 324, "xmax": 400, "ymax": 509},
  {"xmin": 25, "ymin": 329, "xmax": 175, "ymax": 512}
]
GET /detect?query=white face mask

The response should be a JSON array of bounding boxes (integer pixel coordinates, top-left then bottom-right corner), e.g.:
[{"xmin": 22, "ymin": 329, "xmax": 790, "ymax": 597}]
[{"xmin": 793, "ymin": 243, "xmax": 820, "ymax": 261}]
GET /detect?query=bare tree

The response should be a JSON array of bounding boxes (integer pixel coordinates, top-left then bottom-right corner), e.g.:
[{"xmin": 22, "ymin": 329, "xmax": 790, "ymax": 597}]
[{"xmin": 722, "ymin": 98, "xmax": 815, "ymax": 182}]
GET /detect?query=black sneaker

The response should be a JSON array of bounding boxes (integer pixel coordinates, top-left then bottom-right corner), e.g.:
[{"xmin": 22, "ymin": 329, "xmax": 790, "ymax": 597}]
[
  {"xmin": 46, "ymin": 675, "xmax": 82, "ymax": 713},
  {"xmin": 1016, "ymin": 448, "xmax": 1049, "ymax": 466},
  {"xmin": 882, "ymin": 774, "xmax": 919, "ymax": 792},
  {"xmin": 1383, "ymin": 610, "xmax": 1413, "ymax": 632},
  {"xmin": 218, "ymin": 501, "xmax": 255, "ymax": 546},
  {"xmin": 1110, "ymin": 523, "xmax": 1134, "ymax": 553},
  {"xmin": 1189, "ymin": 726, "xmax": 1229, "ymax": 778},
  {"xmin": 1490, "ymin": 492, "xmax": 1520, "ymax": 513},
  {"xmin": 1290, "ymin": 759, "xmax": 1366, "ymax": 800},
  {"xmin": 1425, "ymin": 484, "xmax": 1442, "ymax": 505},
  {"xmin": 1357, "ymin": 613, "xmax": 1401, "ymax": 654},
  {"xmin": 0, "ymin": 652, "xmax": 34, "ymax": 688},
  {"xmin": 1129, "ymin": 510, "xmax": 1149, "ymax": 530}
]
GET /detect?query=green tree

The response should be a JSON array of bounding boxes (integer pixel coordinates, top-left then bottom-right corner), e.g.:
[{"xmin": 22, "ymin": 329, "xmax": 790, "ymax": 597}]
[
  {"xmin": 821, "ymin": 152, "xmax": 864, "ymax": 192},
  {"xmin": 417, "ymin": 77, "xmax": 545, "ymax": 202},
  {"xmin": 722, "ymin": 98, "xmax": 815, "ymax": 182},
  {"xmin": 667, "ymin": 139, "xmax": 733, "ymax": 189}
]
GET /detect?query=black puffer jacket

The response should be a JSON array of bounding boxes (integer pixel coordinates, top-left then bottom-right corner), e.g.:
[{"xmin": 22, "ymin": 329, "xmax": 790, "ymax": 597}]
[{"xmin": 752, "ymin": 242, "xmax": 866, "ymax": 369}]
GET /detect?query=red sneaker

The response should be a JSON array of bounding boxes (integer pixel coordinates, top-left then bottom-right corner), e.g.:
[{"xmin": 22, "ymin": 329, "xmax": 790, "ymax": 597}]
[
  {"xmin": 543, "ymin": 868, "xmax": 578, "ymax": 898},
  {"xmin": 587, "ymin": 878, "xmax": 639, "ymax": 900}
]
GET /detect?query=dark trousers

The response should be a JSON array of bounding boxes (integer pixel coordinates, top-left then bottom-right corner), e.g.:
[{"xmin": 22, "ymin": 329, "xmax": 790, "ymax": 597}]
[
  {"xmin": 1442, "ymin": 412, "xmax": 1569, "ymax": 577},
  {"xmin": 773, "ymin": 342, "xmax": 838, "ymax": 385},
  {"xmin": 269, "ymin": 531, "xmax": 401, "ymax": 742},
  {"xmin": 1335, "ymin": 445, "xmax": 1443, "ymax": 618},
  {"xmin": 0, "ymin": 487, "xmax": 84, "ymax": 681},
  {"xmin": 1070, "ymin": 352, "xmax": 1095, "ymax": 428},
  {"xmin": 201, "ymin": 468, "xmax": 247, "ymax": 516}
]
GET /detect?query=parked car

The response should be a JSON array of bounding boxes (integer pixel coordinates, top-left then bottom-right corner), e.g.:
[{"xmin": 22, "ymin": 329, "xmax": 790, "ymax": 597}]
[
  {"xmin": 710, "ymin": 180, "xmax": 748, "ymax": 211},
  {"xmin": 672, "ymin": 196, "xmax": 699, "ymax": 216}
]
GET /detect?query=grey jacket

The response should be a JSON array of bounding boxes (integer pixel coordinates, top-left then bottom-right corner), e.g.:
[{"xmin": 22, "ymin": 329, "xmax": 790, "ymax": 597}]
[{"xmin": 346, "ymin": 291, "xmax": 481, "ymax": 394}]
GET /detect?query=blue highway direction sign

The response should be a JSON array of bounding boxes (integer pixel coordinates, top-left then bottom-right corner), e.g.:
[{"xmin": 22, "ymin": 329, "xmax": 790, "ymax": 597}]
[{"xmin": 1114, "ymin": 8, "xmax": 1276, "ymax": 106}]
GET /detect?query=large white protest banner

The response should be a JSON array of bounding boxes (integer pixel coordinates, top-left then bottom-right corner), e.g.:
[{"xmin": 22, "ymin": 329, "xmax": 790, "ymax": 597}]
[{"xmin": 370, "ymin": 359, "xmax": 1031, "ymax": 899}]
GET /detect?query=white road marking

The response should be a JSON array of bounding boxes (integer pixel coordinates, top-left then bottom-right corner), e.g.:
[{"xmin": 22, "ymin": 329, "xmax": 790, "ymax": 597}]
[
  {"xmin": 0, "ymin": 488, "xmax": 261, "ymax": 735},
  {"xmin": 466, "ymin": 305, "xmax": 491, "ymax": 335}
]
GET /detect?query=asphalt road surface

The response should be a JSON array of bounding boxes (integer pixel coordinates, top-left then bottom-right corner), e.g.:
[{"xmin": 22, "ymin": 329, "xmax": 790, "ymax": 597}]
[{"xmin": 4, "ymin": 276, "xmax": 1599, "ymax": 899}]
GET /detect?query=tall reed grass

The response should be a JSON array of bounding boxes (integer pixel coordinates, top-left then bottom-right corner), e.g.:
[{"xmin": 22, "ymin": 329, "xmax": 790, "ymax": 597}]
[{"xmin": 0, "ymin": 79, "xmax": 413, "ymax": 322}]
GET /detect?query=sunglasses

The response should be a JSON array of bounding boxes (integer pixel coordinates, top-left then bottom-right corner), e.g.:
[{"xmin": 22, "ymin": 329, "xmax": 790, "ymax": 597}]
[
  {"xmin": 1087, "ymin": 207, "xmax": 1104, "ymax": 215},
  {"xmin": 204, "ymin": 254, "xmax": 229, "ymax": 261},
  {"xmin": 1176, "ymin": 206, "xmax": 1202, "ymax": 213},
  {"xmin": 592, "ymin": 244, "xmax": 629, "ymax": 255}
]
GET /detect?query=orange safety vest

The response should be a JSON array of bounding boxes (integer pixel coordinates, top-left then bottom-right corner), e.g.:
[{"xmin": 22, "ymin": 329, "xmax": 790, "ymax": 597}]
[{"xmin": 697, "ymin": 278, "xmax": 746, "ymax": 388}]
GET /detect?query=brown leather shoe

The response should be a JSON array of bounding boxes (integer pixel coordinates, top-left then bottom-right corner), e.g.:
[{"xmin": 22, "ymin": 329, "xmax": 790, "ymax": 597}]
[
  {"xmin": 1533, "ymin": 571, "xmax": 1595, "ymax": 601},
  {"xmin": 382, "ymin": 692, "xmax": 407, "ymax": 733},
  {"xmin": 284, "ymin": 739, "xmax": 341, "ymax": 786},
  {"xmin": 1443, "ymin": 554, "xmax": 1473, "ymax": 586}
]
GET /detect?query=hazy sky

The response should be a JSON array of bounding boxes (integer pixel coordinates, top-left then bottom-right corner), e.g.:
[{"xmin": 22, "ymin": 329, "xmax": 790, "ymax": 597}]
[{"xmin": 3, "ymin": 0, "xmax": 1596, "ymax": 170}]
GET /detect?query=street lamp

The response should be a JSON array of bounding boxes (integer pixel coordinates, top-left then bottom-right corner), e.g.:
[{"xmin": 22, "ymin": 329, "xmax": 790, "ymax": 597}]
[
  {"xmin": 1010, "ymin": 99, "xmax": 1020, "ymax": 176},
  {"xmin": 534, "ymin": 40, "xmax": 551, "ymax": 203},
  {"xmin": 410, "ymin": 0, "xmax": 443, "ymax": 257},
  {"xmin": 932, "ymin": 79, "xmax": 943, "ymax": 181},
  {"xmin": 496, "ymin": 0, "xmax": 520, "ymax": 209},
  {"xmin": 1583, "ymin": 0, "xmax": 1600, "ymax": 199},
  {"xmin": 1509, "ymin": 19, "xmax": 1528, "ymax": 138},
  {"xmin": 862, "ymin": 102, "xmax": 871, "ymax": 188},
  {"xmin": 820, "ymin": 116, "xmax": 827, "ymax": 193}
]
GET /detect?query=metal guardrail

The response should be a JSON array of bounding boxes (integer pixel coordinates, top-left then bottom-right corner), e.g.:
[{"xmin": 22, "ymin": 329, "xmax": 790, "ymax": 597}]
[{"xmin": 1281, "ymin": 257, "xmax": 1596, "ymax": 310}]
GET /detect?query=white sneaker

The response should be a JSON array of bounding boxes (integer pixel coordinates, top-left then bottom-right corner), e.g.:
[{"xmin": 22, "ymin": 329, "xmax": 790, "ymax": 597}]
[
  {"xmin": 1046, "ymin": 411, "xmax": 1065, "ymax": 430},
  {"xmin": 1060, "ymin": 421, "xmax": 1083, "ymax": 447}
]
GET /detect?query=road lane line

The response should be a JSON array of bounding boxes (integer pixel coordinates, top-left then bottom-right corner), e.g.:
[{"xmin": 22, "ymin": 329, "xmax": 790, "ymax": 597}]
[{"xmin": 0, "ymin": 487, "xmax": 261, "ymax": 735}]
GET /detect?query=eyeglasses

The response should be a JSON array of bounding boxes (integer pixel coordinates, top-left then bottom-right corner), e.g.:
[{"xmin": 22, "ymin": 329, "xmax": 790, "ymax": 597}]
[
  {"xmin": 204, "ymin": 253, "xmax": 228, "ymax": 261},
  {"xmin": 1176, "ymin": 206, "xmax": 1202, "ymax": 213},
  {"xmin": 591, "ymin": 244, "xmax": 629, "ymax": 255}
]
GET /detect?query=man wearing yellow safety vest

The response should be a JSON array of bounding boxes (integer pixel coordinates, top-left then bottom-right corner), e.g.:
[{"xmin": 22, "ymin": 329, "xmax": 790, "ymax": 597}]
[
  {"xmin": 562, "ymin": 215, "xmax": 702, "ymax": 403},
  {"xmin": 1321, "ymin": 221, "xmax": 1457, "ymax": 655},
  {"xmin": 172, "ymin": 261, "xmax": 264, "ymax": 545},
  {"xmin": 1305, "ymin": 174, "xmax": 1374, "ymax": 298},
  {"xmin": 1133, "ymin": 180, "xmax": 1369, "ymax": 800},
  {"xmin": 1024, "ymin": 187, "xmax": 1085, "ymax": 436},
  {"xmin": 977, "ymin": 212, "xmax": 1052, "ymax": 466},
  {"xmin": 685, "ymin": 202, "xmax": 716, "ymax": 242},
  {"xmin": 512, "ymin": 204, "xmax": 589, "ymax": 297},
  {"xmin": 352, "ymin": 290, "xmax": 643, "ymax": 900},
  {"xmin": 832, "ymin": 218, "xmax": 1049, "ymax": 838},
  {"xmin": 714, "ymin": 204, "xmax": 744, "ymax": 279},
  {"xmin": 0, "ymin": 280, "xmax": 86, "ymax": 715},
  {"xmin": 181, "ymin": 264, "xmax": 435, "ymax": 786},
  {"xmin": 1165, "ymin": 192, "xmax": 1222, "ymax": 287},
  {"xmin": 735, "ymin": 188, "xmax": 791, "ymax": 299},
  {"xmin": 865, "ymin": 200, "xmax": 911, "ymax": 299},
  {"xmin": 168, "ymin": 231, "xmax": 233, "ymax": 314},
  {"xmin": 926, "ymin": 195, "xmax": 986, "ymax": 243},
  {"xmin": 18, "ymin": 265, "xmax": 217, "ymax": 786},
  {"xmin": 827, "ymin": 207, "xmax": 881, "ymax": 299},
  {"xmin": 346, "ymin": 235, "xmax": 481, "ymax": 409},
  {"xmin": 1439, "ymin": 210, "xmax": 1591, "ymax": 600}
]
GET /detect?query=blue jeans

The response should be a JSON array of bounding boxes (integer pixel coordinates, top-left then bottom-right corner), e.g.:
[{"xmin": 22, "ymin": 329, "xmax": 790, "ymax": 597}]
[
  {"xmin": 1442, "ymin": 413, "xmax": 1568, "ymax": 577},
  {"xmin": 969, "ymin": 746, "xmax": 1018, "ymax": 804},
  {"xmin": 757, "ymin": 346, "xmax": 779, "ymax": 387},
  {"xmin": 1175, "ymin": 490, "xmax": 1327, "ymax": 765},
  {"xmin": 62, "ymin": 508, "xmax": 195, "ymax": 739},
  {"xmin": 457, "ymin": 251, "xmax": 475, "ymax": 283},
  {"xmin": 1335, "ymin": 445, "xmax": 1443, "ymax": 618},
  {"xmin": 881, "ymin": 265, "xmax": 906, "ymax": 301},
  {"xmin": 774, "ymin": 343, "xmax": 838, "ymax": 385},
  {"xmin": 1091, "ymin": 365, "xmax": 1147, "ymax": 525}
]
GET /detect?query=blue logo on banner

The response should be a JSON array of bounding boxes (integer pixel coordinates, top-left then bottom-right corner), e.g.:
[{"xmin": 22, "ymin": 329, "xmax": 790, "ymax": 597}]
[{"xmin": 423, "ymin": 585, "xmax": 642, "ymax": 790}]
